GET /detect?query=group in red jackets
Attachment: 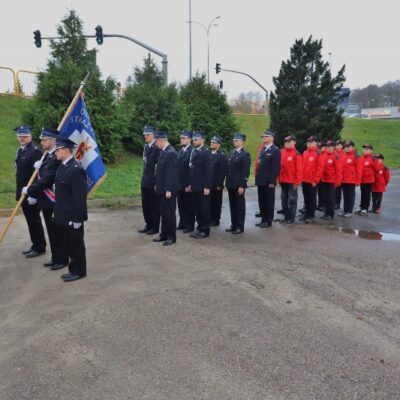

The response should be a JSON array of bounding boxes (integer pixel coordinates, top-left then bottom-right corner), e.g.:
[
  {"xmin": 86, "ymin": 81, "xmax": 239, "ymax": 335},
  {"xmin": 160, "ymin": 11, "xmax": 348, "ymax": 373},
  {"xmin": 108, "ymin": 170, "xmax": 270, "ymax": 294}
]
[{"xmin": 272, "ymin": 136, "xmax": 390, "ymax": 223}]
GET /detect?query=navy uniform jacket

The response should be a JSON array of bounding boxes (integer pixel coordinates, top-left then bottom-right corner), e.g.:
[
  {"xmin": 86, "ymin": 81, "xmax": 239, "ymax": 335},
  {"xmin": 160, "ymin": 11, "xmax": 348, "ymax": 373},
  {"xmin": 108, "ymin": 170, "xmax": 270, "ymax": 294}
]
[
  {"xmin": 226, "ymin": 148, "xmax": 251, "ymax": 189},
  {"xmin": 210, "ymin": 151, "xmax": 228, "ymax": 188},
  {"xmin": 15, "ymin": 141, "xmax": 42, "ymax": 200},
  {"xmin": 27, "ymin": 150, "xmax": 61, "ymax": 209},
  {"xmin": 177, "ymin": 145, "xmax": 192, "ymax": 191},
  {"xmin": 255, "ymin": 144, "xmax": 281, "ymax": 186},
  {"xmin": 141, "ymin": 142, "xmax": 161, "ymax": 189},
  {"xmin": 189, "ymin": 146, "xmax": 213, "ymax": 192},
  {"xmin": 54, "ymin": 158, "xmax": 88, "ymax": 225},
  {"xmin": 155, "ymin": 144, "xmax": 180, "ymax": 194}
]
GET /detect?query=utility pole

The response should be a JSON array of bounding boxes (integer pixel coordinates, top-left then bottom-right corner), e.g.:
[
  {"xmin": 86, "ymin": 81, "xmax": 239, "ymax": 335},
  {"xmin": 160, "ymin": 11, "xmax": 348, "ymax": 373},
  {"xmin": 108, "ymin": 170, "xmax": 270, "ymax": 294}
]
[{"xmin": 189, "ymin": 0, "xmax": 192, "ymax": 80}]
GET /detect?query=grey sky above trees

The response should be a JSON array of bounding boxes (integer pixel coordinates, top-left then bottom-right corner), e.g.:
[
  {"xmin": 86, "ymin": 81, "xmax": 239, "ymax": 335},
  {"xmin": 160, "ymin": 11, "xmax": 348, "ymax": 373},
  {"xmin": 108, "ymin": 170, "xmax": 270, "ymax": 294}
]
[{"xmin": 2, "ymin": 0, "xmax": 399, "ymax": 99}]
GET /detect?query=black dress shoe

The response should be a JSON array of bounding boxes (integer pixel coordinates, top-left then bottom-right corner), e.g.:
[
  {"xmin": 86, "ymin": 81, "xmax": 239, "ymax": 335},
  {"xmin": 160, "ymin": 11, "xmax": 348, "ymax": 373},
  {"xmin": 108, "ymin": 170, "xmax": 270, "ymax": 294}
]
[
  {"xmin": 255, "ymin": 211, "xmax": 261, "ymax": 218},
  {"xmin": 163, "ymin": 239, "xmax": 176, "ymax": 246},
  {"xmin": 146, "ymin": 229, "xmax": 158, "ymax": 235},
  {"xmin": 283, "ymin": 220, "xmax": 295, "ymax": 225},
  {"xmin": 232, "ymin": 229, "xmax": 244, "ymax": 234},
  {"xmin": 321, "ymin": 214, "xmax": 333, "ymax": 220},
  {"xmin": 190, "ymin": 230, "xmax": 200, "ymax": 238},
  {"xmin": 195, "ymin": 232, "xmax": 209, "ymax": 239},
  {"xmin": 43, "ymin": 261, "xmax": 55, "ymax": 267},
  {"xmin": 153, "ymin": 236, "xmax": 167, "ymax": 242},
  {"xmin": 225, "ymin": 227, "xmax": 235, "ymax": 232},
  {"xmin": 278, "ymin": 219, "xmax": 288, "ymax": 224},
  {"xmin": 50, "ymin": 263, "xmax": 67, "ymax": 270},
  {"xmin": 61, "ymin": 273, "xmax": 71, "ymax": 279},
  {"xmin": 25, "ymin": 250, "xmax": 45, "ymax": 258},
  {"xmin": 183, "ymin": 228, "xmax": 194, "ymax": 233},
  {"xmin": 276, "ymin": 209, "xmax": 284, "ymax": 214},
  {"xmin": 138, "ymin": 227, "xmax": 151, "ymax": 234},
  {"xmin": 63, "ymin": 274, "xmax": 86, "ymax": 282},
  {"xmin": 22, "ymin": 248, "xmax": 33, "ymax": 255},
  {"xmin": 257, "ymin": 222, "xmax": 271, "ymax": 228}
]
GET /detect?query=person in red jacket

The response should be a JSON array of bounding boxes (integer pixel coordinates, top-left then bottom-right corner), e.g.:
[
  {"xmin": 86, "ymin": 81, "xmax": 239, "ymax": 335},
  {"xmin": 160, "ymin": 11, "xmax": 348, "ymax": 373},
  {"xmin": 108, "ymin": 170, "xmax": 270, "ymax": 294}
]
[
  {"xmin": 335, "ymin": 140, "xmax": 345, "ymax": 209},
  {"xmin": 338, "ymin": 140, "xmax": 362, "ymax": 218},
  {"xmin": 371, "ymin": 153, "xmax": 390, "ymax": 214},
  {"xmin": 316, "ymin": 141, "xmax": 327, "ymax": 211},
  {"xmin": 299, "ymin": 136, "xmax": 320, "ymax": 222},
  {"xmin": 356, "ymin": 144, "xmax": 376, "ymax": 216},
  {"xmin": 278, "ymin": 135, "xmax": 302, "ymax": 224},
  {"xmin": 315, "ymin": 140, "xmax": 342, "ymax": 220}
]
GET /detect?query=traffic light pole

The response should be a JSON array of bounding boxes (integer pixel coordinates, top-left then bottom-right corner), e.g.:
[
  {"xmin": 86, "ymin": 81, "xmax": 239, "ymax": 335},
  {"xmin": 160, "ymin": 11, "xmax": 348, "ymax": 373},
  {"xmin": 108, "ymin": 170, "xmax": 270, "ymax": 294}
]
[
  {"xmin": 219, "ymin": 67, "xmax": 269, "ymax": 113},
  {"xmin": 39, "ymin": 33, "xmax": 168, "ymax": 86}
]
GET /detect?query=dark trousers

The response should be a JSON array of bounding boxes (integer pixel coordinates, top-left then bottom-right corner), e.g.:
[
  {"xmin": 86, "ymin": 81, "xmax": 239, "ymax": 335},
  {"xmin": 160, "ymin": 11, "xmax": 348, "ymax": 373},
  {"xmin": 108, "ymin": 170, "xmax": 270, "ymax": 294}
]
[
  {"xmin": 360, "ymin": 183, "xmax": 373, "ymax": 211},
  {"xmin": 280, "ymin": 183, "xmax": 298, "ymax": 221},
  {"xmin": 228, "ymin": 188, "xmax": 246, "ymax": 230},
  {"xmin": 372, "ymin": 192, "xmax": 383, "ymax": 211},
  {"xmin": 257, "ymin": 185, "xmax": 276, "ymax": 224},
  {"xmin": 141, "ymin": 187, "xmax": 160, "ymax": 232},
  {"xmin": 21, "ymin": 200, "xmax": 46, "ymax": 252},
  {"xmin": 42, "ymin": 207, "xmax": 68, "ymax": 264},
  {"xmin": 317, "ymin": 183, "xmax": 325, "ymax": 208},
  {"xmin": 159, "ymin": 193, "xmax": 177, "ymax": 241},
  {"xmin": 177, "ymin": 190, "xmax": 195, "ymax": 230},
  {"xmin": 58, "ymin": 224, "xmax": 86, "ymax": 277},
  {"xmin": 302, "ymin": 182, "xmax": 317, "ymax": 218},
  {"xmin": 192, "ymin": 191, "xmax": 211, "ymax": 234},
  {"xmin": 320, "ymin": 182, "xmax": 336, "ymax": 217},
  {"xmin": 335, "ymin": 185, "xmax": 342, "ymax": 207},
  {"xmin": 210, "ymin": 188, "xmax": 223, "ymax": 224},
  {"xmin": 342, "ymin": 183, "xmax": 356, "ymax": 213}
]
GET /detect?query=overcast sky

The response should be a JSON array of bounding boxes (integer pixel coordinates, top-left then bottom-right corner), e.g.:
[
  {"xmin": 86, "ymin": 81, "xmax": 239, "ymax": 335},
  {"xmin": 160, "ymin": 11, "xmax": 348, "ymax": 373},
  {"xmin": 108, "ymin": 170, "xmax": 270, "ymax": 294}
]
[{"xmin": 2, "ymin": 0, "xmax": 399, "ymax": 98}]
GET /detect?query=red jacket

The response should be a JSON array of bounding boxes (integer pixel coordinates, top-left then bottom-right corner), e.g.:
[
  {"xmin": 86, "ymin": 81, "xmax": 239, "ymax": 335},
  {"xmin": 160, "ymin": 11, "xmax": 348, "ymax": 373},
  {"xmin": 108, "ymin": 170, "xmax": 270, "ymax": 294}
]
[
  {"xmin": 254, "ymin": 143, "xmax": 264, "ymax": 177},
  {"xmin": 359, "ymin": 154, "xmax": 376, "ymax": 184},
  {"xmin": 278, "ymin": 147, "xmax": 302, "ymax": 185},
  {"xmin": 316, "ymin": 151, "xmax": 342, "ymax": 187},
  {"xmin": 341, "ymin": 150, "xmax": 362, "ymax": 185},
  {"xmin": 302, "ymin": 147, "xmax": 320, "ymax": 184},
  {"xmin": 372, "ymin": 160, "xmax": 390, "ymax": 192}
]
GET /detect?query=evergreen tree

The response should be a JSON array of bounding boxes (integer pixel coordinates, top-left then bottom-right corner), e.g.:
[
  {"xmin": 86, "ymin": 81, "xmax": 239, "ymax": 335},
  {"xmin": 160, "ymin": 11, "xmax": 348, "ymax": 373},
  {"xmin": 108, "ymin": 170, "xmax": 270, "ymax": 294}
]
[
  {"xmin": 269, "ymin": 36, "xmax": 346, "ymax": 149},
  {"xmin": 24, "ymin": 10, "xmax": 127, "ymax": 163},
  {"xmin": 121, "ymin": 55, "xmax": 188, "ymax": 152},
  {"xmin": 180, "ymin": 74, "xmax": 238, "ymax": 150}
]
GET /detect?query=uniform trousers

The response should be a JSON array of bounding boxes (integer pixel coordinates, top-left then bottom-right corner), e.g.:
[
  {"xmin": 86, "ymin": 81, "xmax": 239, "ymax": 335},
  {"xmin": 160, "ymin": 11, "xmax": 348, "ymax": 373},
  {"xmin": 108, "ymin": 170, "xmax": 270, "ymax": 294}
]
[
  {"xmin": 280, "ymin": 183, "xmax": 298, "ymax": 222},
  {"xmin": 320, "ymin": 182, "xmax": 336, "ymax": 217},
  {"xmin": 360, "ymin": 183, "xmax": 373, "ymax": 211},
  {"xmin": 257, "ymin": 186, "xmax": 276, "ymax": 224},
  {"xmin": 228, "ymin": 188, "xmax": 246, "ymax": 231},
  {"xmin": 177, "ymin": 191, "xmax": 194, "ymax": 230},
  {"xmin": 210, "ymin": 188, "xmax": 223, "ymax": 224},
  {"xmin": 302, "ymin": 183, "xmax": 317, "ymax": 218},
  {"xmin": 372, "ymin": 192, "xmax": 383, "ymax": 211},
  {"xmin": 159, "ymin": 193, "xmax": 177, "ymax": 241},
  {"xmin": 342, "ymin": 183, "xmax": 356, "ymax": 214},
  {"xmin": 192, "ymin": 191, "xmax": 211, "ymax": 235},
  {"xmin": 21, "ymin": 200, "xmax": 46, "ymax": 252},
  {"xmin": 141, "ymin": 187, "xmax": 160, "ymax": 232}
]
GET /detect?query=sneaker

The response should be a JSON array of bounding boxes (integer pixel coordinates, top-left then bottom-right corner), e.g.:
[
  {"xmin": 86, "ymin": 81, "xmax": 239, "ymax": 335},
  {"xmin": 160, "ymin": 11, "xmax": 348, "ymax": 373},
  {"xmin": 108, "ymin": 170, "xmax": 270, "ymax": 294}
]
[
  {"xmin": 343, "ymin": 213, "xmax": 353, "ymax": 218},
  {"xmin": 321, "ymin": 214, "xmax": 333, "ymax": 220},
  {"xmin": 360, "ymin": 209, "xmax": 368, "ymax": 216},
  {"xmin": 355, "ymin": 209, "xmax": 362, "ymax": 215},
  {"xmin": 338, "ymin": 211, "xmax": 345, "ymax": 217}
]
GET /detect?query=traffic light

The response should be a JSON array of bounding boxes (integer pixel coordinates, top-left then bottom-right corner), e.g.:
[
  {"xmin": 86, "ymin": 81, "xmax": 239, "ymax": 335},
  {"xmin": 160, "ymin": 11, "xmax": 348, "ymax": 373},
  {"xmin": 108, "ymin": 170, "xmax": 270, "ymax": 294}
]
[
  {"xmin": 215, "ymin": 63, "xmax": 221, "ymax": 74},
  {"xmin": 219, "ymin": 80, "xmax": 223, "ymax": 89},
  {"xmin": 95, "ymin": 25, "xmax": 103, "ymax": 45},
  {"xmin": 33, "ymin": 30, "xmax": 41, "ymax": 48}
]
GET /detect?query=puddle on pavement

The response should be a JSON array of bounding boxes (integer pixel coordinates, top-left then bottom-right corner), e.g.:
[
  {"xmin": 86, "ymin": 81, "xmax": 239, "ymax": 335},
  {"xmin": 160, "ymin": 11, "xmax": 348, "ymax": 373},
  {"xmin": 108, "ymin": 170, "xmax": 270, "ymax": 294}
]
[{"xmin": 335, "ymin": 227, "xmax": 400, "ymax": 241}]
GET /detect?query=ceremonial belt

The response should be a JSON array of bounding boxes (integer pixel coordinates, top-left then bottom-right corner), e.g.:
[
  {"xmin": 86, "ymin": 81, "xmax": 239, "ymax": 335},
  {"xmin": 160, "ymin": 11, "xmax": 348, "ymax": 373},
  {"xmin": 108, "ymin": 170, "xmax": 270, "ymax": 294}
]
[{"xmin": 38, "ymin": 170, "xmax": 56, "ymax": 203}]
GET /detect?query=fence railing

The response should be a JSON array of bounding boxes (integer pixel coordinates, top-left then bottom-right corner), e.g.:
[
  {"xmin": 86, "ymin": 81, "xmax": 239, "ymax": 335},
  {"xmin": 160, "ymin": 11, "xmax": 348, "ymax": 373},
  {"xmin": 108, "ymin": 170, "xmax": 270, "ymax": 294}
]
[
  {"xmin": 0, "ymin": 66, "xmax": 38, "ymax": 97},
  {"xmin": 229, "ymin": 99, "xmax": 268, "ymax": 115}
]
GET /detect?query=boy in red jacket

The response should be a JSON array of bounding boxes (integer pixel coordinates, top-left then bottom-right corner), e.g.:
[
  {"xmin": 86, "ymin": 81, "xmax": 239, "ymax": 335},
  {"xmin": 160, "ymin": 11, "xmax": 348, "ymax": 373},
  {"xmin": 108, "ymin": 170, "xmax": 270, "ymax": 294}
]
[
  {"xmin": 315, "ymin": 140, "xmax": 342, "ymax": 220},
  {"xmin": 371, "ymin": 153, "xmax": 390, "ymax": 214},
  {"xmin": 338, "ymin": 140, "xmax": 362, "ymax": 218},
  {"xmin": 278, "ymin": 135, "xmax": 302, "ymax": 224},
  {"xmin": 356, "ymin": 144, "xmax": 376, "ymax": 216},
  {"xmin": 299, "ymin": 136, "xmax": 320, "ymax": 222}
]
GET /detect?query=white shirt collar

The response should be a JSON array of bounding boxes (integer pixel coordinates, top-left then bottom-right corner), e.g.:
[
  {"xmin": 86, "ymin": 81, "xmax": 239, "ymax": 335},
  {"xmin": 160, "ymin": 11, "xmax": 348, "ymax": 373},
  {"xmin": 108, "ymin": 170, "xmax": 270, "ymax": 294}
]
[
  {"xmin": 197, "ymin": 145, "xmax": 204, "ymax": 150},
  {"xmin": 265, "ymin": 143, "xmax": 273, "ymax": 150},
  {"xmin": 62, "ymin": 155, "xmax": 74, "ymax": 165},
  {"xmin": 162, "ymin": 143, "xmax": 169, "ymax": 151},
  {"xmin": 236, "ymin": 147, "xmax": 243, "ymax": 152},
  {"xmin": 183, "ymin": 144, "xmax": 191, "ymax": 151},
  {"xmin": 49, "ymin": 146, "xmax": 56, "ymax": 154},
  {"xmin": 148, "ymin": 140, "xmax": 156, "ymax": 147},
  {"xmin": 211, "ymin": 150, "xmax": 217, "ymax": 154}
]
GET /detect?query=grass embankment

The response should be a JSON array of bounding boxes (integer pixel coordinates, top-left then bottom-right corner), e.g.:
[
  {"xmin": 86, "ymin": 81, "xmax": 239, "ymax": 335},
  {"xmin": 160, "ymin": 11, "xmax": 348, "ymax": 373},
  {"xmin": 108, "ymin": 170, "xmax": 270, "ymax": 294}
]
[{"xmin": 0, "ymin": 95, "xmax": 399, "ymax": 209}]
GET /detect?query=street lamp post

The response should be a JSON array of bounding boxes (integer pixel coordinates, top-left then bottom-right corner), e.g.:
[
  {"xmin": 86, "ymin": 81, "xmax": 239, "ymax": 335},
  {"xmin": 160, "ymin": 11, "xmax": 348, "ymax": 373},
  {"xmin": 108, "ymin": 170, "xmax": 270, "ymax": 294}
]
[{"xmin": 189, "ymin": 16, "xmax": 221, "ymax": 84}]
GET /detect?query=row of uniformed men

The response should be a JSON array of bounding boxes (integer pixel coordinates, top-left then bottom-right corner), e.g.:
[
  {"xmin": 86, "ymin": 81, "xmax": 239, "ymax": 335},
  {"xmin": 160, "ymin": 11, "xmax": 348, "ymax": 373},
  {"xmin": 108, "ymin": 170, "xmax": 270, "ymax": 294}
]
[{"xmin": 14, "ymin": 125, "xmax": 87, "ymax": 282}]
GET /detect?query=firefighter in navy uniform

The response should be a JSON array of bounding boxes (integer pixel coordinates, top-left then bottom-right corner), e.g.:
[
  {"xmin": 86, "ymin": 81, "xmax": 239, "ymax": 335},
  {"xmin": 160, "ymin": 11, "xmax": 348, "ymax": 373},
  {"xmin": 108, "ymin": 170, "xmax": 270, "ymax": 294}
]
[
  {"xmin": 14, "ymin": 125, "xmax": 46, "ymax": 258},
  {"xmin": 225, "ymin": 133, "xmax": 251, "ymax": 234},
  {"xmin": 209, "ymin": 135, "xmax": 227, "ymax": 226},
  {"xmin": 152, "ymin": 131, "xmax": 180, "ymax": 246},
  {"xmin": 138, "ymin": 125, "xmax": 161, "ymax": 235},
  {"xmin": 188, "ymin": 131, "xmax": 213, "ymax": 239},
  {"xmin": 53, "ymin": 137, "xmax": 88, "ymax": 282},
  {"xmin": 255, "ymin": 129, "xmax": 281, "ymax": 227},
  {"xmin": 22, "ymin": 127, "xmax": 67, "ymax": 269},
  {"xmin": 176, "ymin": 131, "xmax": 195, "ymax": 233}
]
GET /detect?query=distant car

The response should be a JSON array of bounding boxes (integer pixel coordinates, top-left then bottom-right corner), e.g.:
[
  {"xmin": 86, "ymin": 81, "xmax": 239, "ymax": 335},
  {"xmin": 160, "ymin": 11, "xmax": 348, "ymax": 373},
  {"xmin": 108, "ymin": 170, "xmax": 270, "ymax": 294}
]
[{"xmin": 346, "ymin": 113, "xmax": 369, "ymax": 119}]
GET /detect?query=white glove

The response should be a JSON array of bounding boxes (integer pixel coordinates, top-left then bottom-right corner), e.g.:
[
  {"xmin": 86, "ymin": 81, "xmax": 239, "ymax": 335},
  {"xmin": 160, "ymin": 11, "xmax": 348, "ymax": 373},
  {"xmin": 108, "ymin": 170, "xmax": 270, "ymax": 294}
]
[
  {"xmin": 34, "ymin": 160, "xmax": 42, "ymax": 169},
  {"xmin": 27, "ymin": 197, "xmax": 37, "ymax": 205},
  {"xmin": 69, "ymin": 221, "xmax": 82, "ymax": 229},
  {"xmin": 21, "ymin": 187, "xmax": 28, "ymax": 195}
]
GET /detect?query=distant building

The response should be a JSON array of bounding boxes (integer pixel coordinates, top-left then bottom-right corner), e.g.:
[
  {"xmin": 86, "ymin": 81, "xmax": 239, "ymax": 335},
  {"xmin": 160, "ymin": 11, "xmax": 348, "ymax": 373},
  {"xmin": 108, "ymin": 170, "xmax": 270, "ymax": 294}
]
[{"xmin": 361, "ymin": 106, "xmax": 400, "ymax": 119}]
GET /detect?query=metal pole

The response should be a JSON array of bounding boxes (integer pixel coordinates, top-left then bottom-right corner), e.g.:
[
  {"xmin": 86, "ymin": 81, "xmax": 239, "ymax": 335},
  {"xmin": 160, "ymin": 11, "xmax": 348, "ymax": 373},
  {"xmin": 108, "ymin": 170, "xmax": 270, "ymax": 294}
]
[
  {"xmin": 189, "ymin": 0, "xmax": 192, "ymax": 80},
  {"xmin": 207, "ymin": 34, "xmax": 210, "ymax": 84}
]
